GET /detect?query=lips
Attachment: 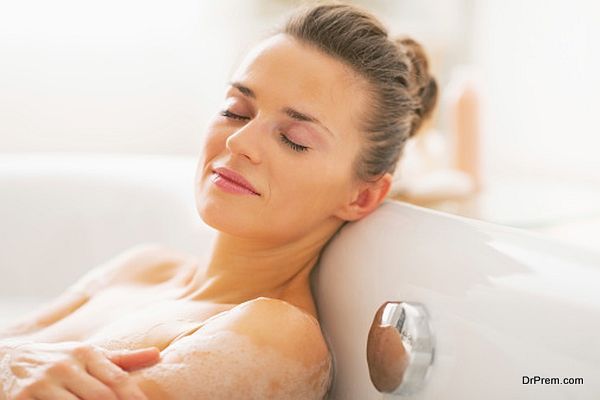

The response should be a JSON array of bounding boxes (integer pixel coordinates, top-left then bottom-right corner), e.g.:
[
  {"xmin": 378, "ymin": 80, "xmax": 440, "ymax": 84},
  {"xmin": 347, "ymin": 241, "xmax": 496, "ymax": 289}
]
[{"xmin": 212, "ymin": 167, "xmax": 260, "ymax": 195}]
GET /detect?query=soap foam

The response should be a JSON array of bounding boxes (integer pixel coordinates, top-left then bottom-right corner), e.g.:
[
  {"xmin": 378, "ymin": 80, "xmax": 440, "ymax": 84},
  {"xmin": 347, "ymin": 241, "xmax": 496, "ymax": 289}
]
[
  {"xmin": 0, "ymin": 352, "xmax": 12, "ymax": 400},
  {"xmin": 136, "ymin": 330, "xmax": 332, "ymax": 399}
]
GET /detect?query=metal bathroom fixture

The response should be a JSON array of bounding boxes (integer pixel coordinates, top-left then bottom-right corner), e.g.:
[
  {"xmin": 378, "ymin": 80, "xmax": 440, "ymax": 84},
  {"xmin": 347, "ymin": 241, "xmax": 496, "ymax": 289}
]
[{"xmin": 366, "ymin": 301, "xmax": 435, "ymax": 395}]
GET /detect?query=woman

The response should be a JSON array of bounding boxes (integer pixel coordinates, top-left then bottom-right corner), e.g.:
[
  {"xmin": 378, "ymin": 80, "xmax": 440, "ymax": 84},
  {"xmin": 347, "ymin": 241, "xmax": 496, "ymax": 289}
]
[{"xmin": 0, "ymin": 2, "xmax": 437, "ymax": 399}]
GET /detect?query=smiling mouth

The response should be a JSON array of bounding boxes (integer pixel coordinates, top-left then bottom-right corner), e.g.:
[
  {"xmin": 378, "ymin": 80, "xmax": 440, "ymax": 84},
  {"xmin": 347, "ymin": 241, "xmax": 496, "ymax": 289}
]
[{"xmin": 211, "ymin": 171, "xmax": 261, "ymax": 196}]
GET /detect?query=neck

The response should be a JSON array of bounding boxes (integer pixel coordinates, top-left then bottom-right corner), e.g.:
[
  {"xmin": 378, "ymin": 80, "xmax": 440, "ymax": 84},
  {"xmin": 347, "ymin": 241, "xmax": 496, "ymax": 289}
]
[{"xmin": 180, "ymin": 217, "xmax": 346, "ymax": 317}]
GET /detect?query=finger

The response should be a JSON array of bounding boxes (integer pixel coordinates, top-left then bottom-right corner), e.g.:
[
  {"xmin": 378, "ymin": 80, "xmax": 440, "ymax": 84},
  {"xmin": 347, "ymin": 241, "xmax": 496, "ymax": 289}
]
[
  {"xmin": 86, "ymin": 351, "xmax": 148, "ymax": 400},
  {"xmin": 34, "ymin": 386, "xmax": 79, "ymax": 400},
  {"xmin": 106, "ymin": 347, "xmax": 161, "ymax": 372},
  {"xmin": 59, "ymin": 364, "xmax": 119, "ymax": 400}
]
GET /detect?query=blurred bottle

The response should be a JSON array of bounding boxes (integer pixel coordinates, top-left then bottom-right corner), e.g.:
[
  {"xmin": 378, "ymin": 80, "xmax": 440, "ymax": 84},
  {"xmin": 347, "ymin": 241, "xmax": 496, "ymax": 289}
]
[
  {"xmin": 446, "ymin": 65, "xmax": 483, "ymax": 193},
  {"xmin": 390, "ymin": 65, "xmax": 482, "ymax": 204}
]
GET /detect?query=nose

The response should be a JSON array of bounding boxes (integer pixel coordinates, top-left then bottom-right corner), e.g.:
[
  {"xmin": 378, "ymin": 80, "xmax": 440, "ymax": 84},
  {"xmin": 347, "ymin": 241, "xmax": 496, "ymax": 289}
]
[{"xmin": 225, "ymin": 120, "xmax": 262, "ymax": 164}]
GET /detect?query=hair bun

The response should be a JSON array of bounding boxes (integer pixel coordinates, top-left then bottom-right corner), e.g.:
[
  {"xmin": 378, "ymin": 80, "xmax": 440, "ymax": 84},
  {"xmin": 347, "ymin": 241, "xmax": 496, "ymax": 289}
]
[{"xmin": 394, "ymin": 36, "xmax": 439, "ymax": 137}]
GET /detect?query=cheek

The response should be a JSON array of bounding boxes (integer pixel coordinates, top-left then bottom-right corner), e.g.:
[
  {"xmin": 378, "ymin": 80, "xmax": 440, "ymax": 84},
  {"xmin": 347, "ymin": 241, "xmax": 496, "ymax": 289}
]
[
  {"xmin": 203, "ymin": 124, "xmax": 227, "ymax": 156},
  {"xmin": 272, "ymin": 161, "xmax": 349, "ymax": 215},
  {"xmin": 199, "ymin": 125, "xmax": 235, "ymax": 176}
]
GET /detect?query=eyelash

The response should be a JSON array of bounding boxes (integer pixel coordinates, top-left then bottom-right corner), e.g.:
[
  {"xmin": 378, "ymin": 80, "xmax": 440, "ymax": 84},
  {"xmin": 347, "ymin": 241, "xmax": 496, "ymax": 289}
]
[
  {"xmin": 278, "ymin": 132, "xmax": 309, "ymax": 152},
  {"xmin": 219, "ymin": 109, "xmax": 309, "ymax": 153}
]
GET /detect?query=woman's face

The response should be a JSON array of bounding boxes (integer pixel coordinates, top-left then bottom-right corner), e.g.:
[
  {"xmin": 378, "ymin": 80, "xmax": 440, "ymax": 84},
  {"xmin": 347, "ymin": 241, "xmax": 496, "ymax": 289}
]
[{"xmin": 195, "ymin": 33, "xmax": 372, "ymax": 243}]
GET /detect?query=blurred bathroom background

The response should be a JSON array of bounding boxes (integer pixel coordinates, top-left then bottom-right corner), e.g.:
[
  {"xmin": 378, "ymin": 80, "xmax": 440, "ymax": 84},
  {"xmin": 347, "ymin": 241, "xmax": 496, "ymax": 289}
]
[{"xmin": 1, "ymin": 0, "xmax": 599, "ymax": 254}]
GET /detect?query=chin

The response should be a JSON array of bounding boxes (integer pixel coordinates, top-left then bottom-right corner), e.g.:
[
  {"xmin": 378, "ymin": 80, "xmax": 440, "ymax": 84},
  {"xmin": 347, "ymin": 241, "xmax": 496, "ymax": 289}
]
[
  {"xmin": 195, "ymin": 190, "xmax": 262, "ymax": 237},
  {"xmin": 196, "ymin": 198, "xmax": 302, "ymax": 244}
]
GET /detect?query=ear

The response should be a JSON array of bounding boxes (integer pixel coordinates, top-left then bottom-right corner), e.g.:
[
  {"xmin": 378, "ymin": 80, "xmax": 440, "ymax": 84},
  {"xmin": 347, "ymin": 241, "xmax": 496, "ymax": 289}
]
[{"xmin": 334, "ymin": 172, "xmax": 393, "ymax": 222}]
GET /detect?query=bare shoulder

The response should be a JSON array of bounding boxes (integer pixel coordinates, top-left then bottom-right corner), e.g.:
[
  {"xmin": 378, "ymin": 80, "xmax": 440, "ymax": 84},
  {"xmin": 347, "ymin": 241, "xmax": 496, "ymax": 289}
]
[
  {"xmin": 178, "ymin": 296, "xmax": 332, "ymax": 373},
  {"xmin": 68, "ymin": 242, "xmax": 196, "ymax": 295},
  {"xmin": 134, "ymin": 296, "xmax": 333, "ymax": 399},
  {"xmin": 206, "ymin": 296, "xmax": 331, "ymax": 366}
]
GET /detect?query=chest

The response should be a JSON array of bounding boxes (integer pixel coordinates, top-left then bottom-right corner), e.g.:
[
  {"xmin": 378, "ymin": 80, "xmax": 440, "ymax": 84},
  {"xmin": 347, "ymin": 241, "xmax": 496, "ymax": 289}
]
[{"xmin": 24, "ymin": 285, "xmax": 234, "ymax": 352}]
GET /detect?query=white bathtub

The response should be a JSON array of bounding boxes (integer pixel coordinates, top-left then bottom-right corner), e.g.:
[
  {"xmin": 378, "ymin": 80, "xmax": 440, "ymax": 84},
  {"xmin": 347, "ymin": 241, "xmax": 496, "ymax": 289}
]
[
  {"xmin": 1, "ymin": 153, "xmax": 599, "ymax": 399},
  {"xmin": 0, "ymin": 153, "xmax": 214, "ymax": 324}
]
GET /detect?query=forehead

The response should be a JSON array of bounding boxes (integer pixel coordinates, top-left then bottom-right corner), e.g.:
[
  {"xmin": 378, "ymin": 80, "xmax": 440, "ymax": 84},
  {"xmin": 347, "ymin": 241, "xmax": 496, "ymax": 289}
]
[{"xmin": 230, "ymin": 34, "xmax": 369, "ymax": 132}]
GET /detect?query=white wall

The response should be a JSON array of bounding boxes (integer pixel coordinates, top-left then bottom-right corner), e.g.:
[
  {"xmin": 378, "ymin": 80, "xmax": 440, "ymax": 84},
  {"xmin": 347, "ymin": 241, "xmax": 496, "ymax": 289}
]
[
  {"xmin": 0, "ymin": 0, "xmax": 464, "ymax": 157},
  {"xmin": 0, "ymin": 0, "xmax": 261, "ymax": 155},
  {"xmin": 470, "ymin": 0, "xmax": 600, "ymax": 183}
]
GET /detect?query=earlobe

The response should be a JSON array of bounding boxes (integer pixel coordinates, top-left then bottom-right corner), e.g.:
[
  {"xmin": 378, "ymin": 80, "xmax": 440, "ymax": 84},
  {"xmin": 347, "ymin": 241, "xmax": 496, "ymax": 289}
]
[
  {"xmin": 332, "ymin": 190, "xmax": 368, "ymax": 222},
  {"xmin": 351, "ymin": 187, "xmax": 378, "ymax": 220},
  {"xmin": 334, "ymin": 173, "xmax": 393, "ymax": 222}
]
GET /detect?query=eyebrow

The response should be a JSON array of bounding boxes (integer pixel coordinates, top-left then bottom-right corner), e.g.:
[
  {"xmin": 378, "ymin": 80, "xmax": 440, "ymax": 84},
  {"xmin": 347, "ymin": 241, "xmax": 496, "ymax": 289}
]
[
  {"xmin": 231, "ymin": 81, "xmax": 256, "ymax": 99},
  {"xmin": 229, "ymin": 81, "xmax": 334, "ymax": 137}
]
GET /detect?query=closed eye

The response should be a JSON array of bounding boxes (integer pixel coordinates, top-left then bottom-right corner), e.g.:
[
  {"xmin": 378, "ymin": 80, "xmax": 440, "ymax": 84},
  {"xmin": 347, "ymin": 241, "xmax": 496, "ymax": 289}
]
[
  {"xmin": 220, "ymin": 109, "xmax": 249, "ymax": 121},
  {"xmin": 220, "ymin": 109, "xmax": 310, "ymax": 153},
  {"xmin": 279, "ymin": 133, "xmax": 309, "ymax": 153}
]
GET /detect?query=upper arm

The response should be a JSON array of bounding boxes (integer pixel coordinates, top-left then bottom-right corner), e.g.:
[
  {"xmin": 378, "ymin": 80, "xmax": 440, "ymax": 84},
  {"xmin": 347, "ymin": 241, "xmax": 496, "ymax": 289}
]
[
  {"xmin": 0, "ymin": 242, "xmax": 179, "ymax": 338},
  {"xmin": 132, "ymin": 297, "xmax": 333, "ymax": 400}
]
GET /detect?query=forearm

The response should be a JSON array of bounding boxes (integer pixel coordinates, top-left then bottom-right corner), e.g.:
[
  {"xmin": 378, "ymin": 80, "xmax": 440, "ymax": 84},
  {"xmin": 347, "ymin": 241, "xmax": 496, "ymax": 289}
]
[
  {"xmin": 0, "ymin": 289, "xmax": 89, "ymax": 341},
  {"xmin": 0, "ymin": 320, "xmax": 40, "ymax": 340}
]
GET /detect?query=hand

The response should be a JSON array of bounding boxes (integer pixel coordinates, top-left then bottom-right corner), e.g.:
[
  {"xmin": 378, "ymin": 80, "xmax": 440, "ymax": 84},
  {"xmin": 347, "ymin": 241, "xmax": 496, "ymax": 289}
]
[{"xmin": 0, "ymin": 340, "xmax": 160, "ymax": 400}]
